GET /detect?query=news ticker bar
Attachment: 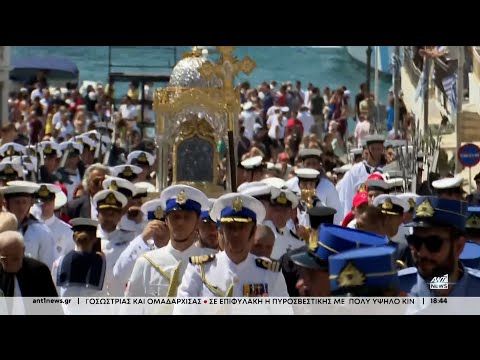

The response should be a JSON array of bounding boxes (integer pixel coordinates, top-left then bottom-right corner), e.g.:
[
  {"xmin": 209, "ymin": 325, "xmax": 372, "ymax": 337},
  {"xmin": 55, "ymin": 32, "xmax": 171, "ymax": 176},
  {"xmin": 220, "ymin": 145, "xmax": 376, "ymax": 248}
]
[{"xmin": 1, "ymin": 297, "xmax": 479, "ymax": 315}]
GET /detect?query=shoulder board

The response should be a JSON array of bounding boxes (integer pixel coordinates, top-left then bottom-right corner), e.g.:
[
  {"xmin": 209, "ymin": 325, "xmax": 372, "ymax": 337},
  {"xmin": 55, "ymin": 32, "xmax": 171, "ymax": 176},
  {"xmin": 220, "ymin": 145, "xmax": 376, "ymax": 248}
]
[
  {"xmin": 289, "ymin": 229, "xmax": 301, "ymax": 241},
  {"xmin": 255, "ymin": 258, "xmax": 281, "ymax": 272},
  {"xmin": 466, "ymin": 267, "xmax": 480, "ymax": 279},
  {"xmin": 190, "ymin": 254, "xmax": 216, "ymax": 265}
]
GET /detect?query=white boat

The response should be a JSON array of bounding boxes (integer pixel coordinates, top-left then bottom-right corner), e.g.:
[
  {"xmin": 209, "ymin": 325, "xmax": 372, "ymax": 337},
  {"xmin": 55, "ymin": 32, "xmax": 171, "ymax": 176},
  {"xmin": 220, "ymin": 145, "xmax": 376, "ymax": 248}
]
[{"xmin": 345, "ymin": 46, "xmax": 393, "ymax": 75}]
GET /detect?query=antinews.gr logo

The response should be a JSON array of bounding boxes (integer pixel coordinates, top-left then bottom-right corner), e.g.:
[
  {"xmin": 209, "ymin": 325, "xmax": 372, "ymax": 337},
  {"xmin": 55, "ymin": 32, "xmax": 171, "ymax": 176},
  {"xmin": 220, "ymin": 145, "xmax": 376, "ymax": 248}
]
[{"xmin": 430, "ymin": 274, "xmax": 449, "ymax": 289}]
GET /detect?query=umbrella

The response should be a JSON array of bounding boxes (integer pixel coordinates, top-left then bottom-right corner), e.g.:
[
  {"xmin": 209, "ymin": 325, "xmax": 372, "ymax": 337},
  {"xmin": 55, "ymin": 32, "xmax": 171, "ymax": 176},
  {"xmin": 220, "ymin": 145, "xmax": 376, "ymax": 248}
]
[{"xmin": 10, "ymin": 55, "xmax": 79, "ymax": 82}]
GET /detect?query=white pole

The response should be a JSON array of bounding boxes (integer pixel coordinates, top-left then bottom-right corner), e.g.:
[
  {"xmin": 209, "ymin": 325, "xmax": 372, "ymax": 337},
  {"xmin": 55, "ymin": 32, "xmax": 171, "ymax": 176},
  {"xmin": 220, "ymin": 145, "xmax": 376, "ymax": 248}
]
[{"xmin": 455, "ymin": 46, "xmax": 464, "ymax": 174}]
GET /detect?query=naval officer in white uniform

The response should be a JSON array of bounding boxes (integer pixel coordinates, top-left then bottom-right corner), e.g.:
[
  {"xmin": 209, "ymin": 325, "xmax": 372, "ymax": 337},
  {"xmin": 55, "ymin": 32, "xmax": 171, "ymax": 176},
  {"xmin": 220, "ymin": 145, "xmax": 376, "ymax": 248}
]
[
  {"xmin": 31, "ymin": 184, "xmax": 74, "ymax": 260},
  {"xmin": 125, "ymin": 185, "xmax": 215, "ymax": 301},
  {"xmin": 112, "ymin": 198, "xmax": 169, "ymax": 292},
  {"xmin": 94, "ymin": 189, "xmax": 135, "ymax": 296},
  {"xmin": 1, "ymin": 181, "xmax": 55, "ymax": 270},
  {"xmin": 337, "ymin": 134, "xmax": 386, "ymax": 218},
  {"xmin": 176, "ymin": 193, "xmax": 289, "ymax": 299}
]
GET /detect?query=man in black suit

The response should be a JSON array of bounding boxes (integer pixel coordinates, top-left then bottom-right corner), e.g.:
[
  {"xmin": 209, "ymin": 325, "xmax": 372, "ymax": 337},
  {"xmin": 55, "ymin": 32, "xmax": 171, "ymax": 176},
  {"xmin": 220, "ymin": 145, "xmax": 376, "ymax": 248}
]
[
  {"xmin": 0, "ymin": 231, "xmax": 61, "ymax": 314},
  {"xmin": 67, "ymin": 163, "xmax": 111, "ymax": 219}
]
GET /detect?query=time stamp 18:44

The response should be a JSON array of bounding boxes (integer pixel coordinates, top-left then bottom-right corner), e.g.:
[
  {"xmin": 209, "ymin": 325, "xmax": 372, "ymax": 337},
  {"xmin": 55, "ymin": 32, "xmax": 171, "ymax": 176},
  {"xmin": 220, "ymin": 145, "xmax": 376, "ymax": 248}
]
[{"xmin": 429, "ymin": 298, "xmax": 448, "ymax": 304}]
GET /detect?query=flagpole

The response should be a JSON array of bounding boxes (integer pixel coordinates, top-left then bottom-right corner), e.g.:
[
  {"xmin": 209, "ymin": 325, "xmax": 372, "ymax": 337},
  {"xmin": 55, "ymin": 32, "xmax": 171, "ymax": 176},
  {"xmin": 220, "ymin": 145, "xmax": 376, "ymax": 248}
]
[
  {"xmin": 455, "ymin": 46, "xmax": 464, "ymax": 174},
  {"xmin": 393, "ymin": 46, "xmax": 401, "ymax": 138}
]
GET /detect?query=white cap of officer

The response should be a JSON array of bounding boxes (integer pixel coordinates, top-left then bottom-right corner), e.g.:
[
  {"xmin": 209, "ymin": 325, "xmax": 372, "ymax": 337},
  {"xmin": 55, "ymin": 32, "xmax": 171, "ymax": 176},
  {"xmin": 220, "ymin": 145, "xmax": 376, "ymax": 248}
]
[
  {"xmin": 39, "ymin": 141, "xmax": 62, "ymax": 158},
  {"xmin": 59, "ymin": 141, "xmax": 83, "ymax": 155},
  {"xmin": 211, "ymin": 193, "xmax": 266, "ymax": 224},
  {"xmin": 373, "ymin": 194, "xmax": 409, "ymax": 216},
  {"xmin": 261, "ymin": 177, "xmax": 286, "ymax": 189},
  {"xmin": 111, "ymin": 165, "xmax": 143, "ymax": 180},
  {"xmin": 238, "ymin": 181, "xmax": 271, "ymax": 198},
  {"xmin": 76, "ymin": 135, "xmax": 97, "ymax": 151},
  {"xmin": 160, "ymin": 184, "xmax": 209, "ymax": 216},
  {"xmin": 9, "ymin": 155, "xmax": 38, "ymax": 173},
  {"xmin": 93, "ymin": 189, "xmax": 128, "ymax": 210},
  {"xmin": 102, "ymin": 176, "xmax": 137, "ymax": 198},
  {"xmin": 0, "ymin": 143, "xmax": 26, "ymax": 158},
  {"xmin": 1, "ymin": 181, "xmax": 40, "ymax": 198},
  {"xmin": 295, "ymin": 168, "xmax": 320, "ymax": 180},
  {"xmin": 241, "ymin": 156, "xmax": 263, "ymax": 170},
  {"xmin": 397, "ymin": 193, "xmax": 419, "ymax": 212},
  {"xmin": 141, "ymin": 199, "xmax": 164, "ymax": 221},
  {"xmin": 270, "ymin": 187, "xmax": 299, "ymax": 209},
  {"xmin": 432, "ymin": 174, "xmax": 463, "ymax": 190},
  {"xmin": 135, "ymin": 182, "xmax": 156, "ymax": 194},
  {"xmin": 0, "ymin": 162, "xmax": 24, "ymax": 179},
  {"xmin": 128, "ymin": 151, "xmax": 155, "ymax": 167}
]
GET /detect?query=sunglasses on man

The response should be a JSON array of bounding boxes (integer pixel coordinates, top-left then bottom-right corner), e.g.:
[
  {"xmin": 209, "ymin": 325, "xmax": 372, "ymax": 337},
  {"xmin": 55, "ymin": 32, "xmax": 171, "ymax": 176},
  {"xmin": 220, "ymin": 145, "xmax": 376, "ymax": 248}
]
[{"xmin": 406, "ymin": 234, "xmax": 447, "ymax": 253}]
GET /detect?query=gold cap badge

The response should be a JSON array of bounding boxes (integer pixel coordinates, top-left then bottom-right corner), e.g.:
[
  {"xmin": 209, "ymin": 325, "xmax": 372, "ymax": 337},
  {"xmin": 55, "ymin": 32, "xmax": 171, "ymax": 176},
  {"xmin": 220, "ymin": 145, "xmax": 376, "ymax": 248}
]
[
  {"xmin": 176, "ymin": 190, "xmax": 187, "ymax": 205},
  {"xmin": 6, "ymin": 145, "xmax": 14, "ymax": 157},
  {"xmin": 138, "ymin": 152, "xmax": 148, "ymax": 163},
  {"xmin": 382, "ymin": 197, "xmax": 394, "ymax": 210},
  {"xmin": 232, "ymin": 197, "xmax": 243, "ymax": 212},
  {"xmin": 44, "ymin": 144, "xmax": 53, "ymax": 155},
  {"xmin": 155, "ymin": 206, "xmax": 164, "ymax": 220},
  {"xmin": 123, "ymin": 166, "xmax": 133, "ymax": 177},
  {"xmin": 416, "ymin": 199, "xmax": 434, "ymax": 217},
  {"xmin": 276, "ymin": 192, "xmax": 288, "ymax": 205},
  {"xmin": 109, "ymin": 180, "xmax": 119, "ymax": 192},
  {"xmin": 38, "ymin": 185, "xmax": 50, "ymax": 198},
  {"xmin": 466, "ymin": 214, "xmax": 480, "ymax": 229},
  {"xmin": 337, "ymin": 262, "xmax": 366, "ymax": 287},
  {"xmin": 3, "ymin": 164, "xmax": 14, "ymax": 175},
  {"xmin": 408, "ymin": 198, "xmax": 416, "ymax": 210},
  {"xmin": 105, "ymin": 193, "xmax": 117, "ymax": 205}
]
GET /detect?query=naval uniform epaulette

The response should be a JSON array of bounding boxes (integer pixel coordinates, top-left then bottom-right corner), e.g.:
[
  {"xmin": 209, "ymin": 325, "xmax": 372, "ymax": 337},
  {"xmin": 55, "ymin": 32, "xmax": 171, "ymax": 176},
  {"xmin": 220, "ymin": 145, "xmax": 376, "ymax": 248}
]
[
  {"xmin": 255, "ymin": 257, "xmax": 281, "ymax": 272},
  {"xmin": 190, "ymin": 254, "xmax": 216, "ymax": 265}
]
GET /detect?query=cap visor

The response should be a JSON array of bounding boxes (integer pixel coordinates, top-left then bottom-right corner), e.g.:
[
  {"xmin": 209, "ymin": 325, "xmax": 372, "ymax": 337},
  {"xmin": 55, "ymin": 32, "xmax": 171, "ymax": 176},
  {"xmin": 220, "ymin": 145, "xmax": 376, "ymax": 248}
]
[
  {"xmin": 220, "ymin": 217, "xmax": 253, "ymax": 223},
  {"xmin": 98, "ymin": 205, "xmax": 122, "ymax": 210},
  {"xmin": 290, "ymin": 251, "xmax": 328, "ymax": 270}
]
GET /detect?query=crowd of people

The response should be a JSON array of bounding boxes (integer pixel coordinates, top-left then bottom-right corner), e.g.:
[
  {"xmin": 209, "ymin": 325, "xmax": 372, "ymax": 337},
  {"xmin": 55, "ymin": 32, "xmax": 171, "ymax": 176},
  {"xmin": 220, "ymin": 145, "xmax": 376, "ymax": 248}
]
[{"xmin": 1, "ymin": 71, "xmax": 480, "ymax": 315}]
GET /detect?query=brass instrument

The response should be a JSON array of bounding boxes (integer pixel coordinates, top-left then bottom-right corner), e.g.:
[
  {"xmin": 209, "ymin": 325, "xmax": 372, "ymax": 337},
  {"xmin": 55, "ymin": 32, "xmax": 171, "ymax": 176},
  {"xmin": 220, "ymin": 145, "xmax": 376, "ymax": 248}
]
[{"xmin": 300, "ymin": 188, "xmax": 316, "ymax": 209}]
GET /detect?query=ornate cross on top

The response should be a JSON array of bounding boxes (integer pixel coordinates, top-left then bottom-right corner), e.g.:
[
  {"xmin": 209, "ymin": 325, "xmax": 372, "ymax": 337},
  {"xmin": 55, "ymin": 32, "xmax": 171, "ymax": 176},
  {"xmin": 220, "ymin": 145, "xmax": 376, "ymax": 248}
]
[{"xmin": 198, "ymin": 46, "xmax": 256, "ymax": 91}]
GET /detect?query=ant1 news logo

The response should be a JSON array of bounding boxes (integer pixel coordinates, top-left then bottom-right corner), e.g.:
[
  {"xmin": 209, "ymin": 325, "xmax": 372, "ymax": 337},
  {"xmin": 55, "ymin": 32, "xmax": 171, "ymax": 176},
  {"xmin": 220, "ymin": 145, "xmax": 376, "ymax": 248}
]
[{"xmin": 430, "ymin": 274, "xmax": 449, "ymax": 290}]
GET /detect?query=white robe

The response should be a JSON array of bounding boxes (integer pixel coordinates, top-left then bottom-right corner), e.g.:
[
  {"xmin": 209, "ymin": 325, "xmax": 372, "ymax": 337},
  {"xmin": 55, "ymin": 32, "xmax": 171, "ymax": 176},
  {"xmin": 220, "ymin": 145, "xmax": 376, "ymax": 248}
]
[{"xmin": 336, "ymin": 161, "xmax": 371, "ymax": 218}]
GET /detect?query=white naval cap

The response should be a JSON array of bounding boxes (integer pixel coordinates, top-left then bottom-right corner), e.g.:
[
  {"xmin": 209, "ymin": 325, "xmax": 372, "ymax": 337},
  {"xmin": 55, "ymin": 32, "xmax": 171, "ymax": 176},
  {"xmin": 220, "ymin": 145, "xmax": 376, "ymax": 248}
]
[
  {"xmin": 35, "ymin": 183, "xmax": 61, "ymax": 200},
  {"xmin": 333, "ymin": 164, "xmax": 353, "ymax": 174},
  {"xmin": 396, "ymin": 193, "xmax": 419, "ymax": 212},
  {"xmin": 350, "ymin": 148, "xmax": 364, "ymax": 156},
  {"xmin": 102, "ymin": 176, "xmax": 137, "ymax": 198},
  {"xmin": 84, "ymin": 130, "xmax": 101, "ymax": 142},
  {"xmin": 295, "ymin": 168, "xmax": 320, "ymax": 179},
  {"xmin": 93, "ymin": 189, "xmax": 128, "ymax": 210},
  {"xmin": 75, "ymin": 135, "xmax": 97, "ymax": 151},
  {"xmin": 364, "ymin": 134, "xmax": 386, "ymax": 145},
  {"xmin": 23, "ymin": 145, "xmax": 38, "ymax": 157},
  {"xmin": 281, "ymin": 106, "xmax": 289, "ymax": 113},
  {"xmin": 285, "ymin": 176, "xmax": 300, "ymax": 194},
  {"xmin": 373, "ymin": 194, "xmax": 409, "ymax": 216},
  {"xmin": 1, "ymin": 181, "xmax": 40, "ymax": 196},
  {"xmin": 100, "ymin": 135, "xmax": 111, "ymax": 146},
  {"xmin": 432, "ymin": 174, "xmax": 464, "ymax": 190},
  {"xmin": 128, "ymin": 151, "xmax": 155, "ymax": 167},
  {"xmin": 54, "ymin": 190, "xmax": 68, "ymax": 210},
  {"xmin": 134, "ymin": 181, "xmax": 156, "ymax": 194},
  {"xmin": 111, "ymin": 164, "xmax": 143, "ymax": 180},
  {"xmin": 298, "ymin": 148, "xmax": 322, "ymax": 160},
  {"xmin": 160, "ymin": 184, "xmax": 209, "ymax": 215},
  {"xmin": 0, "ymin": 161, "xmax": 24, "ymax": 179},
  {"xmin": 70, "ymin": 218, "xmax": 98, "ymax": 230},
  {"xmin": 141, "ymin": 199, "xmax": 164, "ymax": 221},
  {"xmin": 241, "ymin": 156, "xmax": 264, "ymax": 170},
  {"xmin": 385, "ymin": 178, "xmax": 405, "ymax": 190},
  {"xmin": 211, "ymin": 193, "xmax": 266, "ymax": 224},
  {"xmin": 201, "ymin": 198, "xmax": 217, "ymax": 221},
  {"xmin": 266, "ymin": 162, "xmax": 275, "ymax": 170},
  {"xmin": 0, "ymin": 143, "xmax": 26, "ymax": 158},
  {"xmin": 261, "ymin": 177, "xmax": 287, "ymax": 189},
  {"xmin": 270, "ymin": 187, "xmax": 299, "ymax": 209},
  {"xmin": 59, "ymin": 141, "xmax": 83, "ymax": 155},
  {"xmin": 237, "ymin": 181, "xmax": 272, "ymax": 199},
  {"xmin": 39, "ymin": 141, "xmax": 62, "ymax": 158},
  {"xmin": 10, "ymin": 156, "xmax": 38, "ymax": 173}
]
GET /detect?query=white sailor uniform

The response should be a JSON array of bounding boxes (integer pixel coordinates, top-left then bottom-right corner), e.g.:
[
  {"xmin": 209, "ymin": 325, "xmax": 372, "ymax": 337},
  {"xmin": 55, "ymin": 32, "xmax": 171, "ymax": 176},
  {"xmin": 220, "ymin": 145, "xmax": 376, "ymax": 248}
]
[
  {"xmin": 43, "ymin": 215, "xmax": 75, "ymax": 260},
  {"xmin": 99, "ymin": 226, "xmax": 136, "ymax": 296},
  {"xmin": 20, "ymin": 217, "xmax": 56, "ymax": 271},
  {"xmin": 176, "ymin": 251, "xmax": 289, "ymax": 297},
  {"xmin": 264, "ymin": 220, "xmax": 305, "ymax": 260}
]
